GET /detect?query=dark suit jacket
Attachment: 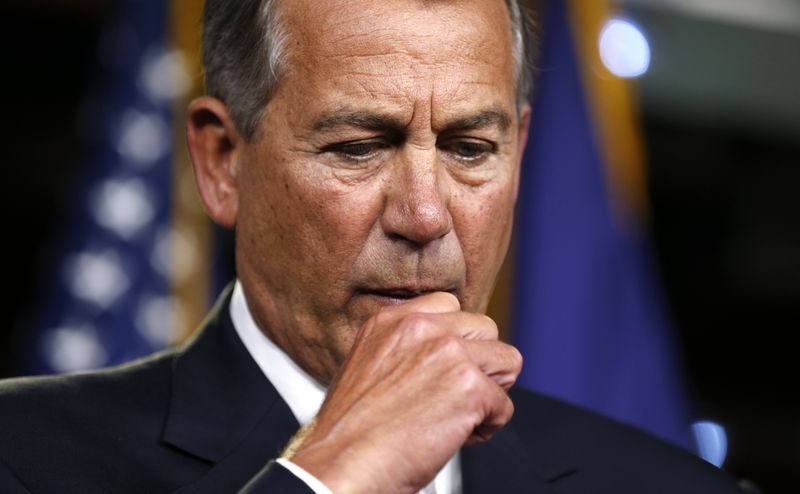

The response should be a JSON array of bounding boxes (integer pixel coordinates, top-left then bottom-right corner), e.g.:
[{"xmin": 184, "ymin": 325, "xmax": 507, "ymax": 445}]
[{"xmin": 1, "ymin": 286, "xmax": 744, "ymax": 493}]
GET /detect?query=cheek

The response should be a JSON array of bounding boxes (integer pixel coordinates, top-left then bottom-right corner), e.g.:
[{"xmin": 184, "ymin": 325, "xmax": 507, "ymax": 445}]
[
  {"xmin": 453, "ymin": 184, "xmax": 516, "ymax": 301},
  {"xmin": 241, "ymin": 156, "xmax": 384, "ymax": 292},
  {"xmin": 238, "ymin": 159, "xmax": 305, "ymax": 256},
  {"xmin": 291, "ymin": 171, "xmax": 385, "ymax": 267}
]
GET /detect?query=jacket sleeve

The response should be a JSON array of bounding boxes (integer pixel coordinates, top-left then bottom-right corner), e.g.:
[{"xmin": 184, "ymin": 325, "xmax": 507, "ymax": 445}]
[{"xmin": 238, "ymin": 460, "xmax": 317, "ymax": 494}]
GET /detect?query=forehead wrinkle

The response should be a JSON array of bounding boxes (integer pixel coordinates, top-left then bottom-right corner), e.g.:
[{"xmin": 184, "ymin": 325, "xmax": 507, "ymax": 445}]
[
  {"xmin": 306, "ymin": 3, "xmax": 500, "ymax": 67},
  {"xmin": 320, "ymin": 47, "xmax": 475, "ymax": 82},
  {"xmin": 320, "ymin": 23, "xmax": 439, "ymax": 58},
  {"xmin": 283, "ymin": 0, "xmax": 515, "ymax": 71}
]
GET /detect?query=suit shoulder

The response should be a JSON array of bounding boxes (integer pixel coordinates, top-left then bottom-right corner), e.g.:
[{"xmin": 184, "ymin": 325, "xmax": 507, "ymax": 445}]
[
  {"xmin": 0, "ymin": 350, "xmax": 217, "ymax": 493},
  {"xmin": 0, "ymin": 350, "xmax": 175, "ymax": 428},
  {"xmin": 508, "ymin": 387, "xmax": 745, "ymax": 493}
]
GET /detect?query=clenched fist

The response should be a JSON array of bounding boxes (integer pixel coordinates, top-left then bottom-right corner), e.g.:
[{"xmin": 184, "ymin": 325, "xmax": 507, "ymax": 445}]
[{"xmin": 285, "ymin": 292, "xmax": 523, "ymax": 494}]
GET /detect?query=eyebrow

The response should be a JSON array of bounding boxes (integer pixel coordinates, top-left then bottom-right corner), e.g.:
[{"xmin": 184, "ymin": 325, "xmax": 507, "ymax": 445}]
[
  {"xmin": 443, "ymin": 109, "xmax": 512, "ymax": 133},
  {"xmin": 313, "ymin": 111, "xmax": 406, "ymax": 132},
  {"xmin": 312, "ymin": 108, "xmax": 513, "ymax": 133}
]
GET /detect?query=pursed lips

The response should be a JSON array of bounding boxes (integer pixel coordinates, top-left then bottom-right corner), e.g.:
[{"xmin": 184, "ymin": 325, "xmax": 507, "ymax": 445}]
[{"xmin": 356, "ymin": 286, "xmax": 459, "ymax": 304}]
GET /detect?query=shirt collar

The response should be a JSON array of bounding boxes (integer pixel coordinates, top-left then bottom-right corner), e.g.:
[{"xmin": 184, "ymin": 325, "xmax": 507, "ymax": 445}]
[{"xmin": 229, "ymin": 280, "xmax": 327, "ymax": 426}]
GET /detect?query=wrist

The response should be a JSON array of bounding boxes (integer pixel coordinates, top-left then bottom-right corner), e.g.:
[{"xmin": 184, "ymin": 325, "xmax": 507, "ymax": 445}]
[
  {"xmin": 289, "ymin": 441, "xmax": 378, "ymax": 494},
  {"xmin": 283, "ymin": 420, "xmax": 385, "ymax": 494}
]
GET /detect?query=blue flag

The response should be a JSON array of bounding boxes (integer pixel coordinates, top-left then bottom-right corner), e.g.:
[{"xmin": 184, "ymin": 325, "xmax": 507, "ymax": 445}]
[
  {"xmin": 512, "ymin": 0, "xmax": 691, "ymax": 448},
  {"xmin": 24, "ymin": 0, "xmax": 179, "ymax": 374}
]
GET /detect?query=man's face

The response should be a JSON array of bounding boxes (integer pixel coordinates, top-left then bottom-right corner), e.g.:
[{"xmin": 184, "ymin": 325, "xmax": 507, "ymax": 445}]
[{"xmin": 234, "ymin": 0, "xmax": 529, "ymax": 383}]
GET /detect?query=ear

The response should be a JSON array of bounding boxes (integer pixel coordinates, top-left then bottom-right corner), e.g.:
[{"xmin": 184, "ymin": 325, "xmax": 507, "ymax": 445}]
[
  {"xmin": 186, "ymin": 96, "xmax": 244, "ymax": 228},
  {"xmin": 512, "ymin": 103, "xmax": 531, "ymax": 202}
]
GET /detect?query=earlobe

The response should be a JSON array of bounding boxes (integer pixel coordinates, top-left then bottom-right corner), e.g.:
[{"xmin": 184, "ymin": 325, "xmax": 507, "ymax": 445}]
[{"xmin": 186, "ymin": 96, "xmax": 243, "ymax": 228}]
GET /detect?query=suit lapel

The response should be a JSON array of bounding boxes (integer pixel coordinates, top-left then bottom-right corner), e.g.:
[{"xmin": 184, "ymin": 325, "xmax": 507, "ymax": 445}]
[
  {"xmin": 461, "ymin": 421, "xmax": 578, "ymax": 494},
  {"xmin": 162, "ymin": 284, "xmax": 300, "ymax": 466},
  {"xmin": 169, "ymin": 400, "xmax": 300, "ymax": 494}
]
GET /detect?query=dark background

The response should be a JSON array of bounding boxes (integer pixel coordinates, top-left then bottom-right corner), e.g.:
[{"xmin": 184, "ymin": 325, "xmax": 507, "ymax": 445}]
[{"xmin": 1, "ymin": 1, "xmax": 798, "ymax": 492}]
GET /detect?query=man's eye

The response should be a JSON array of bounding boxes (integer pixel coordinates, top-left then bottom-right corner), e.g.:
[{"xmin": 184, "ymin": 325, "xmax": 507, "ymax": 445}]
[
  {"xmin": 326, "ymin": 141, "xmax": 387, "ymax": 161},
  {"xmin": 442, "ymin": 140, "xmax": 495, "ymax": 162}
]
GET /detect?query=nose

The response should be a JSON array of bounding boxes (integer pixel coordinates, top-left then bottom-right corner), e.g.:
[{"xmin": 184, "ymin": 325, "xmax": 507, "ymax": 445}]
[{"xmin": 381, "ymin": 148, "xmax": 452, "ymax": 246}]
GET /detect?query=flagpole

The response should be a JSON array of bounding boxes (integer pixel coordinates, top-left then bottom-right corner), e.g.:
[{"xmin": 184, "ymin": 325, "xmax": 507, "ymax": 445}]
[
  {"xmin": 169, "ymin": 0, "xmax": 211, "ymax": 344},
  {"xmin": 566, "ymin": 0, "xmax": 650, "ymax": 231}
]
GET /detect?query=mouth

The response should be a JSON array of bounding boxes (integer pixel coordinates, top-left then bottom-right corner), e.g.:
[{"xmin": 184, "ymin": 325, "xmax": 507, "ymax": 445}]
[{"xmin": 355, "ymin": 286, "xmax": 459, "ymax": 305}]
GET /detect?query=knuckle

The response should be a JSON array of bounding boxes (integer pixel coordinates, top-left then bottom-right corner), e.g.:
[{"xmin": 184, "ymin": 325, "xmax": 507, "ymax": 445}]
[
  {"xmin": 467, "ymin": 409, "xmax": 486, "ymax": 430},
  {"xmin": 489, "ymin": 395, "xmax": 515, "ymax": 430},
  {"xmin": 399, "ymin": 313, "xmax": 432, "ymax": 339},
  {"xmin": 454, "ymin": 363, "xmax": 484, "ymax": 393},
  {"xmin": 438, "ymin": 334, "xmax": 464, "ymax": 355}
]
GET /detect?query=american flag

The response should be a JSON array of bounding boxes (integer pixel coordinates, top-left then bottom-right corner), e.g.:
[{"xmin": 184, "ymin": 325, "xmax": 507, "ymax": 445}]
[{"xmin": 25, "ymin": 0, "xmax": 193, "ymax": 374}]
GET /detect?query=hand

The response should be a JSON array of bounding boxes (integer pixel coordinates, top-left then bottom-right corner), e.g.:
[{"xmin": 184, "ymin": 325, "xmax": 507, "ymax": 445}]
[{"xmin": 284, "ymin": 292, "xmax": 523, "ymax": 494}]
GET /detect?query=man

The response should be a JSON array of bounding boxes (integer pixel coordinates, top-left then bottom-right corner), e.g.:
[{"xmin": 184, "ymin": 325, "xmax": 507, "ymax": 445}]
[{"xmin": 1, "ymin": 0, "xmax": 745, "ymax": 493}]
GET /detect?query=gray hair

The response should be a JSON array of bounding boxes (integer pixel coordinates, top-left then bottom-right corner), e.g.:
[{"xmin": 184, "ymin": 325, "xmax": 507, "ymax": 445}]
[{"xmin": 203, "ymin": 0, "xmax": 535, "ymax": 141}]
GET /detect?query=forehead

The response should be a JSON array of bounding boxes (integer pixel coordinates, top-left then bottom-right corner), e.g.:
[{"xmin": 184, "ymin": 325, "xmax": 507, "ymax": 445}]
[{"xmin": 274, "ymin": 0, "xmax": 517, "ymax": 123}]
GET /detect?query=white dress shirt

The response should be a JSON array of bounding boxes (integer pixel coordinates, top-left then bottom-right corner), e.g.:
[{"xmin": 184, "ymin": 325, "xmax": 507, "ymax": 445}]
[{"xmin": 230, "ymin": 280, "xmax": 462, "ymax": 494}]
